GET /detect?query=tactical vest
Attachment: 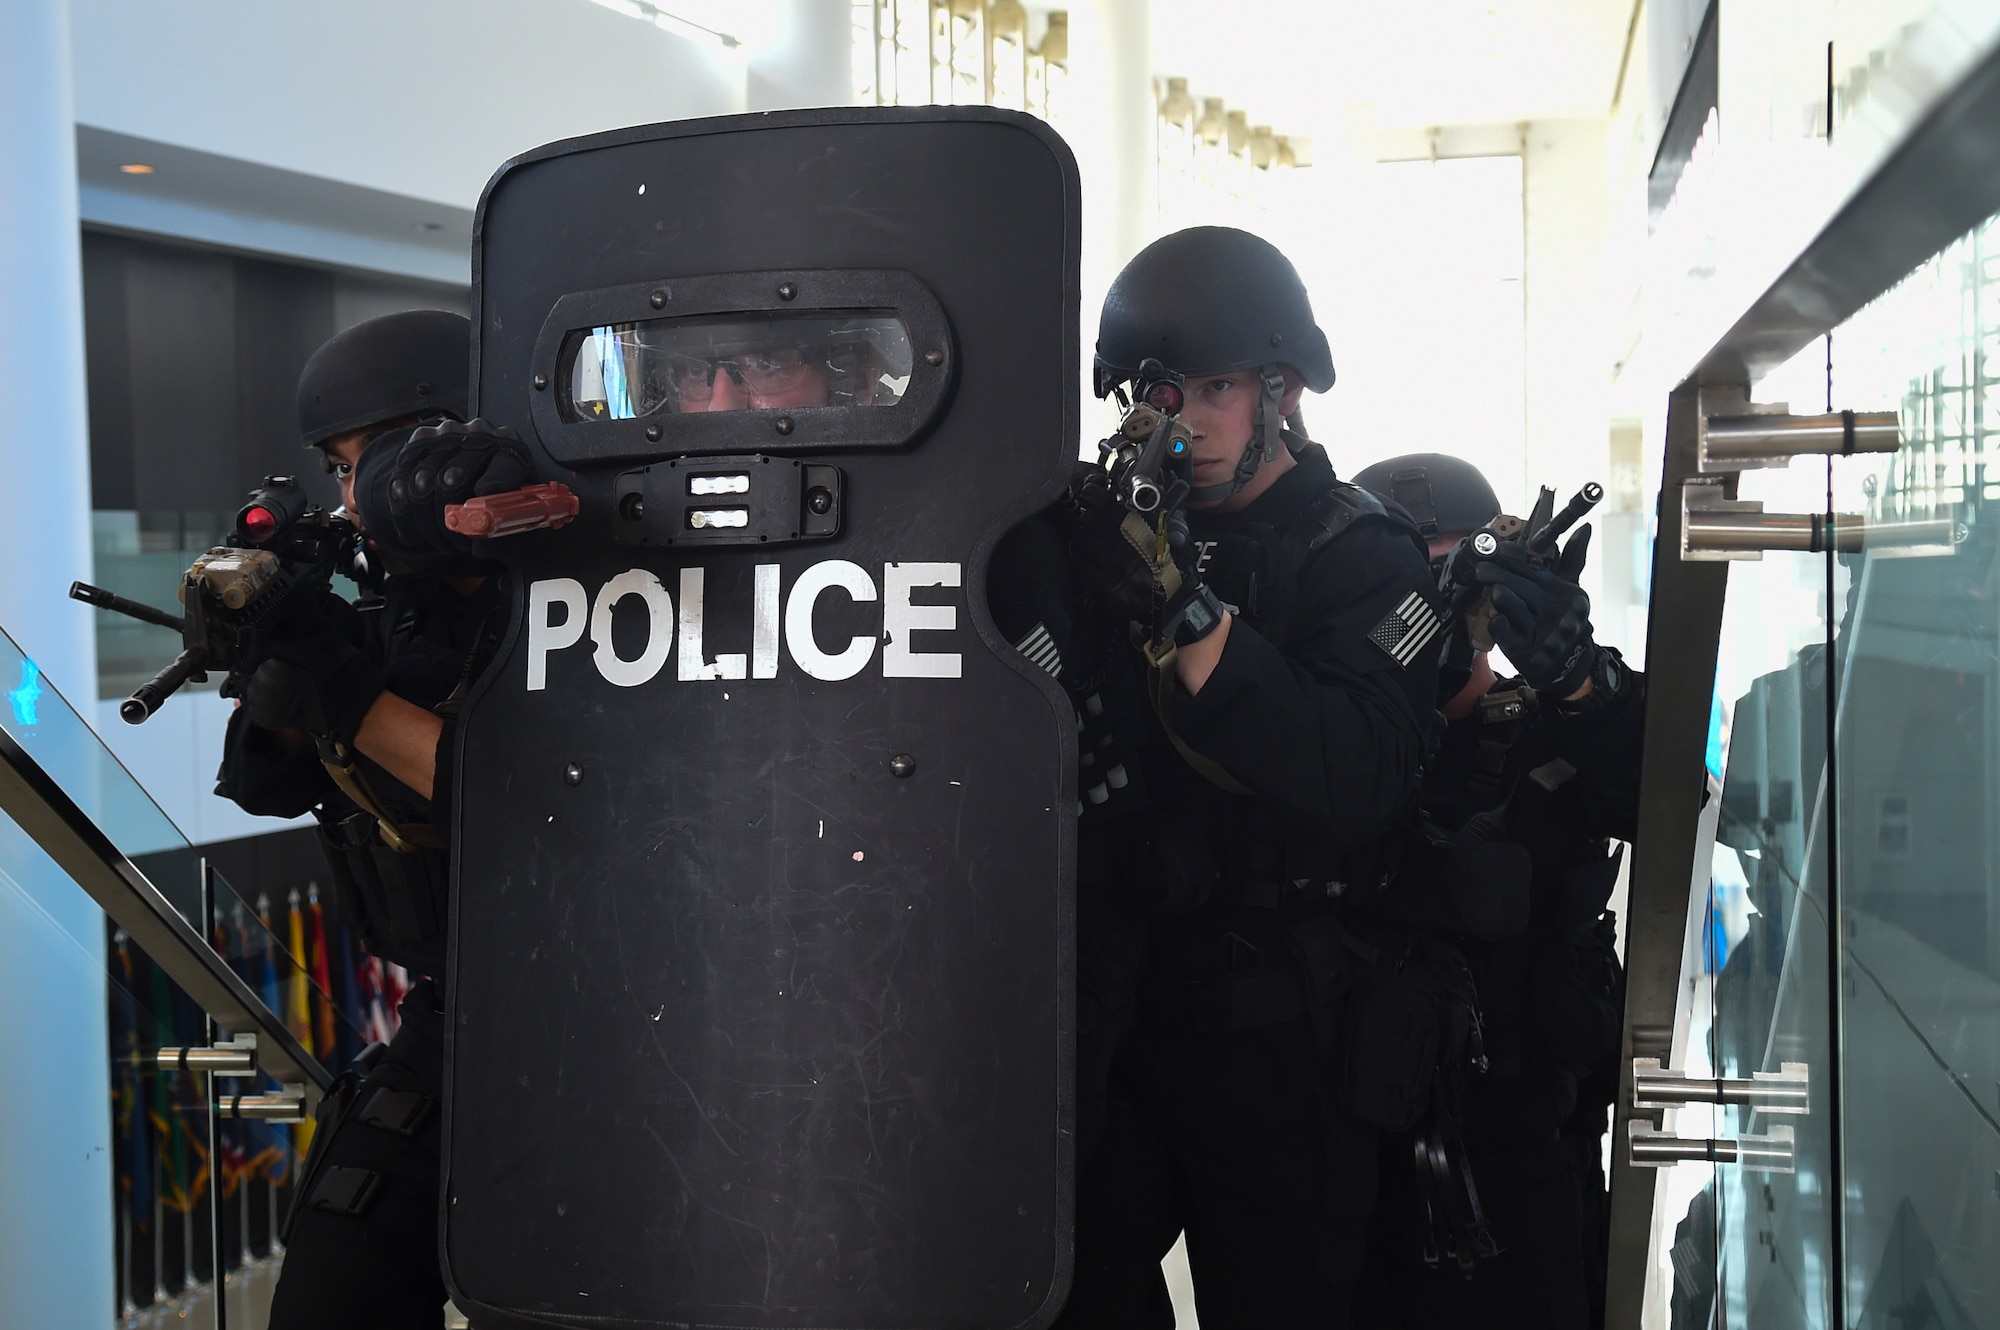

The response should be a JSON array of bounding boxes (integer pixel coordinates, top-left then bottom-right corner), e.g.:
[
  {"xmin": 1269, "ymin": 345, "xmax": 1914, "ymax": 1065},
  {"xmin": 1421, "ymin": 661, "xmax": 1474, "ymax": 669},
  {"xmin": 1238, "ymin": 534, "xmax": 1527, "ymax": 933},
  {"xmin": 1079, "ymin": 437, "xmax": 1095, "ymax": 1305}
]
[{"xmin": 314, "ymin": 577, "xmax": 505, "ymax": 978}]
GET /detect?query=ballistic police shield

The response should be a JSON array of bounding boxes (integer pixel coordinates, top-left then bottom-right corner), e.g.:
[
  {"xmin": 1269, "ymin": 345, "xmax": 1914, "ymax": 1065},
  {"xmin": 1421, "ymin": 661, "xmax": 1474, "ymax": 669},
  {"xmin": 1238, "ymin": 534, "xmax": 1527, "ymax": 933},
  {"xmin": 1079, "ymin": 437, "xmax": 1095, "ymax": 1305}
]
[{"xmin": 443, "ymin": 109, "xmax": 1080, "ymax": 1329}]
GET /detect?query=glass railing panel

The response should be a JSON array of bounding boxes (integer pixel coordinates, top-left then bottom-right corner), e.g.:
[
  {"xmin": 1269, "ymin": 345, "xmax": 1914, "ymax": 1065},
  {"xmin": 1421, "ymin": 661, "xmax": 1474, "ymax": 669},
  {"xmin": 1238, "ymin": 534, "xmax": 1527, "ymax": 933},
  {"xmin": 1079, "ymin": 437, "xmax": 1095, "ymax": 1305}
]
[
  {"xmin": 0, "ymin": 797, "xmax": 268, "ymax": 1330},
  {"xmin": 0, "ymin": 617, "xmax": 378, "ymax": 1080},
  {"xmin": 0, "ymin": 620, "xmax": 200, "ymax": 919},
  {"xmin": 0, "ymin": 628, "xmax": 405, "ymax": 1325},
  {"xmin": 1827, "ymin": 205, "xmax": 2000, "ymax": 1325},
  {"xmin": 107, "ymin": 923, "xmax": 248, "ymax": 1324}
]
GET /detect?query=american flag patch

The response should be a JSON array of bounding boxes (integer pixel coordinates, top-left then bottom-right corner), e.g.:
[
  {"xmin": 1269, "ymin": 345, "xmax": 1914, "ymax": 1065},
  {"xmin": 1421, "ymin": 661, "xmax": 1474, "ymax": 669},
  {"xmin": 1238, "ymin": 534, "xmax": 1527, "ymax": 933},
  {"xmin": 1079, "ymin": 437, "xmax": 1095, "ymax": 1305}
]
[
  {"xmin": 1013, "ymin": 621, "xmax": 1063, "ymax": 678},
  {"xmin": 1368, "ymin": 591, "xmax": 1443, "ymax": 668}
]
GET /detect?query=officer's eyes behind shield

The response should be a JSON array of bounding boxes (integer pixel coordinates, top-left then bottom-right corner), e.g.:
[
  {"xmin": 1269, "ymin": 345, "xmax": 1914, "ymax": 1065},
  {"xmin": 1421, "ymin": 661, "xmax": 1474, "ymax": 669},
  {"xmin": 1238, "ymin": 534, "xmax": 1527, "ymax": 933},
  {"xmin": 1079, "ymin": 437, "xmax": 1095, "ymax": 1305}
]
[{"xmin": 563, "ymin": 312, "xmax": 913, "ymax": 420}]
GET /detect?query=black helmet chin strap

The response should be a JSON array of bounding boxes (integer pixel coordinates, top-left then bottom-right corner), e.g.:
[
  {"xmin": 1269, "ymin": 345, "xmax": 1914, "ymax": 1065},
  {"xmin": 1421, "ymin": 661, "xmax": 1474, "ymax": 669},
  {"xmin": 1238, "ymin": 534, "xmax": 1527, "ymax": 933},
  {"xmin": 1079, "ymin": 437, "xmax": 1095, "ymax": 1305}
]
[{"xmin": 1189, "ymin": 363, "xmax": 1289, "ymax": 505}]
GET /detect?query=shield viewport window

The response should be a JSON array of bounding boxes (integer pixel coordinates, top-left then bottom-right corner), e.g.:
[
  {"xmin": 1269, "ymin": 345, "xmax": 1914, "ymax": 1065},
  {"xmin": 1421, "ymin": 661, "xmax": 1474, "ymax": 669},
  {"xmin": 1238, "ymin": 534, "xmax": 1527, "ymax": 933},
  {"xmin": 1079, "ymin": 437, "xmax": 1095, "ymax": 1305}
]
[{"xmin": 564, "ymin": 312, "xmax": 914, "ymax": 421}]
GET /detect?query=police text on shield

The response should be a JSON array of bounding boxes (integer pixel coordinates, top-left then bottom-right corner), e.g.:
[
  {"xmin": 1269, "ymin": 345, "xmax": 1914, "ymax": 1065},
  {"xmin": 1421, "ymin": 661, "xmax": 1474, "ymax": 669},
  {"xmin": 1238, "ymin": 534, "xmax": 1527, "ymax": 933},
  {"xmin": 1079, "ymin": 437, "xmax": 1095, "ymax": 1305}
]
[{"xmin": 525, "ymin": 560, "xmax": 962, "ymax": 688}]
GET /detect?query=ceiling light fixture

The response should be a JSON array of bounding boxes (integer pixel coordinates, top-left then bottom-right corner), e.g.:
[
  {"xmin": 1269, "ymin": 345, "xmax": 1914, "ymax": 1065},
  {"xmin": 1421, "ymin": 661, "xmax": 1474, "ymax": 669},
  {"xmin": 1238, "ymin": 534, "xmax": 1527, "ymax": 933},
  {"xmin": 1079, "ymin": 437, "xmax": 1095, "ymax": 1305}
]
[{"xmin": 118, "ymin": 163, "xmax": 155, "ymax": 175}]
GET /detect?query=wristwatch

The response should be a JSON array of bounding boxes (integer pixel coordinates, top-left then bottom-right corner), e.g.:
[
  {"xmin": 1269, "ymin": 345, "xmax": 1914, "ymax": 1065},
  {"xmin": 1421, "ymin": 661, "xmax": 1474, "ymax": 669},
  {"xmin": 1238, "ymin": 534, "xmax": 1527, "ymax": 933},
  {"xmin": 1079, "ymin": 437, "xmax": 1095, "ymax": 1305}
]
[
  {"xmin": 1161, "ymin": 582, "xmax": 1228, "ymax": 648},
  {"xmin": 1553, "ymin": 646, "xmax": 1625, "ymax": 714}
]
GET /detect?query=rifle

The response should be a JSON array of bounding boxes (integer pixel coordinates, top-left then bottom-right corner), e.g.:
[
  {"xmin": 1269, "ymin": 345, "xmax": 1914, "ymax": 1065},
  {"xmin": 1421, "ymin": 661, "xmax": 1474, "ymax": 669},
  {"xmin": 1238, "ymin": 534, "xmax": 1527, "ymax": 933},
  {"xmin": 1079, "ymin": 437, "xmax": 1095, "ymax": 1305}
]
[
  {"xmin": 1097, "ymin": 358, "xmax": 1195, "ymax": 516},
  {"xmin": 72, "ymin": 475, "xmax": 370, "ymax": 724},
  {"xmin": 1441, "ymin": 481, "xmax": 1604, "ymax": 651}
]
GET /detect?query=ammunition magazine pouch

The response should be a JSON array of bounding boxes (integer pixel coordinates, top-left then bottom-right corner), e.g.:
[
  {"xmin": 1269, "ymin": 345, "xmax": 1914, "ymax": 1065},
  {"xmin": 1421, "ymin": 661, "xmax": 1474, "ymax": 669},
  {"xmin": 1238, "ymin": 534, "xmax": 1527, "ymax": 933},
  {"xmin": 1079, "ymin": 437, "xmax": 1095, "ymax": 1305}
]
[{"xmin": 316, "ymin": 809, "xmax": 449, "ymax": 976}]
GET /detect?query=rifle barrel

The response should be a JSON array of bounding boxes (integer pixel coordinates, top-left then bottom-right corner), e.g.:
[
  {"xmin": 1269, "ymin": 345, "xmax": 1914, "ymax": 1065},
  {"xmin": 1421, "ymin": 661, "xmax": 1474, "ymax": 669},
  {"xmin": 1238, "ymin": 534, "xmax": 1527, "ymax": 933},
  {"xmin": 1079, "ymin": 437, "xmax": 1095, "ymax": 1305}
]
[
  {"xmin": 120, "ymin": 647, "xmax": 208, "ymax": 725},
  {"xmin": 1528, "ymin": 482, "xmax": 1605, "ymax": 552},
  {"xmin": 70, "ymin": 581, "xmax": 185, "ymax": 634}
]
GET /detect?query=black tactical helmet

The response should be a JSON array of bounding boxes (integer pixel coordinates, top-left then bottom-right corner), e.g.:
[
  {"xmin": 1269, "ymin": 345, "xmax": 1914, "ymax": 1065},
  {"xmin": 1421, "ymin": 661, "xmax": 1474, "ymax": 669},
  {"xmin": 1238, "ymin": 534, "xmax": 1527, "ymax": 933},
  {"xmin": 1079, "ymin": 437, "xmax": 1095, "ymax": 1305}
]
[
  {"xmin": 296, "ymin": 310, "xmax": 470, "ymax": 449},
  {"xmin": 1094, "ymin": 226, "xmax": 1335, "ymax": 399},
  {"xmin": 1096, "ymin": 228, "xmax": 1334, "ymax": 504},
  {"xmin": 1351, "ymin": 453, "xmax": 1503, "ymax": 540}
]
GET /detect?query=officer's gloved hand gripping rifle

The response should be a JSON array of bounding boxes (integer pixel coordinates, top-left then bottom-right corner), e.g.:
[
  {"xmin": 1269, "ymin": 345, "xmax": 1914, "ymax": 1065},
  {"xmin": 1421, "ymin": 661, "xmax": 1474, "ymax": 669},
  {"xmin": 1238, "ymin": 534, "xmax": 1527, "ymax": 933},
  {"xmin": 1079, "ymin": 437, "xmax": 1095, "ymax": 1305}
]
[
  {"xmin": 1068, "ymin": 359, "xmax": 1242, "ymax": 794},
  {"xmin": 72, "ymin": 425, "xmax": 575, "ymax": 846},
  {"xmin": 1435, "ymin": 480, "xmax": 1626, "ymax": 708}
]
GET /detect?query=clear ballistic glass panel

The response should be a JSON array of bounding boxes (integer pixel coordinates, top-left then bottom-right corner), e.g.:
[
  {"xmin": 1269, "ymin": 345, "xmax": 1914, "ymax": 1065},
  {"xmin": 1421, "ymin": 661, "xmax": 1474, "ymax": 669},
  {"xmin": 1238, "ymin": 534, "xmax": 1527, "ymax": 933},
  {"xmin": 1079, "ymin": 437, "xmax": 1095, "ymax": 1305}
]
[
  {"xmin": 563, "ymin": 312, "xmax": 913, "ymax": 420},
  {"xmin": 1825, "ymin": 207, "xmax": 2000, "ymax": 1325}
]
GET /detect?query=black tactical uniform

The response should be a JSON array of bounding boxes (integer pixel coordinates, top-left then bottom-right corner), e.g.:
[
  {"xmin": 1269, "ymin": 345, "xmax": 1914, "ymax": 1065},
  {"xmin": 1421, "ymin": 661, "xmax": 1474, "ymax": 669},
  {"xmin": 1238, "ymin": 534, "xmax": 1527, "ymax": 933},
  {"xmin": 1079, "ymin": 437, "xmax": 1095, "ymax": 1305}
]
[
  {"xmin": 1352, "ymin": 453, "xmax": 1640, "ymax": 1330},
  {"xmin": 1046, "ymin": 230, "xmax": 1449, "ymax": 1329},
  {"xmin": 219, "ymin": 574, "xmax": 502, "ymax": 1329},
  {"xmin": 213, "ymin": 311, "xmax": 515, "ymax": 1330}
]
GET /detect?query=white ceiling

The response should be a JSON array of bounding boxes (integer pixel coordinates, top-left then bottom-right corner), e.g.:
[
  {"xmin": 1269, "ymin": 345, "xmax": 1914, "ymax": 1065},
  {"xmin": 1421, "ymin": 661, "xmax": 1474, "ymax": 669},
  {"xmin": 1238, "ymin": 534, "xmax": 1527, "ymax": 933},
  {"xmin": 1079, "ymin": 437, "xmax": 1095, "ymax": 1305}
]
[{"xmin": 1150, "ymin": 0, "xmax": 1635, "ymax": 147}]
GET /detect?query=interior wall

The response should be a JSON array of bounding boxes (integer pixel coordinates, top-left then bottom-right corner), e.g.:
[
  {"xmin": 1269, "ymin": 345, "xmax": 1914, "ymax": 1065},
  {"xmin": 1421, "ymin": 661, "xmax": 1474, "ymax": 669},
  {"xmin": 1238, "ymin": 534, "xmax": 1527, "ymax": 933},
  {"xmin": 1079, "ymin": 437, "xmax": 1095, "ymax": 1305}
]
[{"xmin": 0, "ymin": 3, "xmax": 111, "ymax": 1324}]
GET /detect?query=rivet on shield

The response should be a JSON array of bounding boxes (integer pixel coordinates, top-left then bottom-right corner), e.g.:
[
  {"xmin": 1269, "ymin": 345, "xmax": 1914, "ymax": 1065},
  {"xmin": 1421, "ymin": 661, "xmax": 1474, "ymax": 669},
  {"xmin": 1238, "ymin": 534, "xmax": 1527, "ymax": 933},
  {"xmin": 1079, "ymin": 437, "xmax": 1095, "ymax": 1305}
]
[
  {"xmin": 1473, "ymin": 531, "xmax": 1499, "ymax": 556},
  {"xmin": 563, "ymin": 763, "xmax": 584, "ymax": 786},
  {"xmin": 889, "ymin": 753, "xmax": 916, "ymax": 778},
  {"xmin": 533, "ymin": 373, "xmax": 548, "ymax": 391},
  {"xmin": 777, "ymin": 282, "xmax": 798, "ymax": 301},
  {"xmin": 924, "ymin": 349, "xmax": 944, "ymax": 367},
  {"xmin": 650, "ymin": 289, "xmax": 666, "ymax": 309},
  {"xmin": 646, "ymin": 424, "xmax": 663, "ymax": 442},
  {"xmin": 775, "ymin": 416, "xmax": 795, "ymax": 436}
]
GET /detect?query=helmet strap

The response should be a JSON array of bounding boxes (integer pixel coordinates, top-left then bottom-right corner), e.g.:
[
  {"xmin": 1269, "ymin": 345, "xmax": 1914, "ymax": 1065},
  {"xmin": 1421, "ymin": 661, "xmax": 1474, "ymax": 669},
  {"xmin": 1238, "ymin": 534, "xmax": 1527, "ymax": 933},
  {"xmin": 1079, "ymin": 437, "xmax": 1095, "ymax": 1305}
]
[{"xmin": 1188, "ymin": 362, "xmax": 1289, "ymax": 505}]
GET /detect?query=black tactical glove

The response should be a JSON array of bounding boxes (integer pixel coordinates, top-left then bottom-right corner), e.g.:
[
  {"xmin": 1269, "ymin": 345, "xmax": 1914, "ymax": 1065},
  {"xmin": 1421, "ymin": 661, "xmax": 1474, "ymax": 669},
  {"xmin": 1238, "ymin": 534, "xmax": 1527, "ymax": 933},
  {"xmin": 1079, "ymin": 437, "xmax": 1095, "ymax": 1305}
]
[
  {"xmin": 239, "ymin": 592, "xmax": 386, "ymax": 748},
  {"xmin": 1066, "ymin": 467, "xmax": 1223, "ymax": 649},
  {"xmin": 1472, "ymin": 522, "xmax": 1599, "ymax": 698},
  {"xmin": 1066, "ymin": 464, "xmax": 1165, "ymax": 621},
  {"xmin": 355, "ymin": 418, "xmax": 536, "ymax": 564}
]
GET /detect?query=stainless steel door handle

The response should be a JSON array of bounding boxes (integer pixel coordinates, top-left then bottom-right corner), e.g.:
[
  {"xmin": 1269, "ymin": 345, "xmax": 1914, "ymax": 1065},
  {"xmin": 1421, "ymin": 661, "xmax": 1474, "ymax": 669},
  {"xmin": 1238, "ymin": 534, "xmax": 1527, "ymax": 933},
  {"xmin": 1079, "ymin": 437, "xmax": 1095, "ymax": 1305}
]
[
  {"xmin": 1628, "ymin": 1121, "xmax": 1795, "ymax": 1172},
  {"xmin": 1681, "ymin": 478, "xmax": 1960, "ymax": 559},
  {"xmin": 1631, "ymin": 1058, "xmax": 1809, "ymax": 1112},
  {"xmin": 1698, "ymin": 408, "xmax": 1900, "ymax": 472}
]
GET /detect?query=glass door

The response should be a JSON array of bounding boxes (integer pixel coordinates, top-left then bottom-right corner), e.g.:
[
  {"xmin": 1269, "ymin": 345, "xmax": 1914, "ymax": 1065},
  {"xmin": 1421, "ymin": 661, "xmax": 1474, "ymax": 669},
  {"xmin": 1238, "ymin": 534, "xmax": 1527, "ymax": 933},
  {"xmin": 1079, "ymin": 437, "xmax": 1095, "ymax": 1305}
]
[
  {"xmin": 1700, "ymin": 428, "xmax": 1842, "ymax": 1330},
  {"xmin": 1825, "ymin": 209, "xmax": 2000, "ymax": 1326}
]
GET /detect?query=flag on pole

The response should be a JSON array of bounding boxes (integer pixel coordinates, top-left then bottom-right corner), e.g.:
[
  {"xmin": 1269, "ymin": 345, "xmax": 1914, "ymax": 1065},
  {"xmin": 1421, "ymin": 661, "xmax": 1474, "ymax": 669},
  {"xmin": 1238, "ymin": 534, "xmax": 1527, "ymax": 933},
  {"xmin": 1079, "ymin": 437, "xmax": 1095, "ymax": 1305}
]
[
  {"xmin": 286, "ymin": 890, "xmax": 317, "ymax": 1159},
  {"xmin": 307, "ymin": 888, "xmax": 336, "ymax": 1060},
  {"xmin": 111, "ymin": 932, "xmax": 154, "ymax": 1226},
  {"xmin": 358, "ymin": 956, "xmax": 392, "ymax": 1048},
  {"xmin": 253, "ymin": 896, "xmax": 291, "ymax": 1184},
  {"xmin": 334, "ymin": 921, "xmax": 369, "ymax": 1066}
]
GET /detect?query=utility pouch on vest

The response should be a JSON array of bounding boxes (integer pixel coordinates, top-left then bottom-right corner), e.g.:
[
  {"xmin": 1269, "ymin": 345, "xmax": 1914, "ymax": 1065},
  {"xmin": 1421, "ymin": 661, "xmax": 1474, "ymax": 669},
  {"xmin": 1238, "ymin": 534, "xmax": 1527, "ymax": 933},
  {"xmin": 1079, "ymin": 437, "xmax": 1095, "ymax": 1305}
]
[
  {"xmin": 1342, "ymin": 931, "xmax": 1483, "ymax": 1133},
  {"xmin": 316, "ymin": 810, "xmax": 449, "ymax": 975},
  {"xmin": 280, "ymin": 1040, "xmax": 388, "ymax": 1244}
]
